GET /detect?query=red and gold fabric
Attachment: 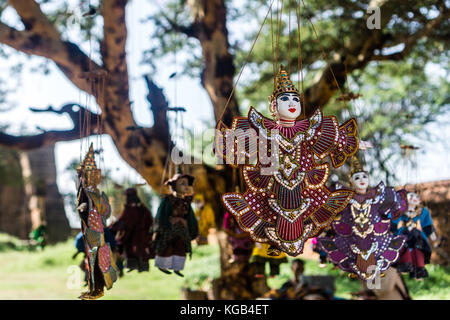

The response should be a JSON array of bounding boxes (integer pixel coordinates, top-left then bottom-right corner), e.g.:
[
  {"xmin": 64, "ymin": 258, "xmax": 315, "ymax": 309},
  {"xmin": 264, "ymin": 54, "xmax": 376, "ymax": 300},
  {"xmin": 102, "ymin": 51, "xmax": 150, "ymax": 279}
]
[
  {"xmin": 216, "ymin": 107, "xmax": 358, "ymax": 256},
  {"xmin": 79, "ymin": 188, "xmax": 119, "ymax": 292}
]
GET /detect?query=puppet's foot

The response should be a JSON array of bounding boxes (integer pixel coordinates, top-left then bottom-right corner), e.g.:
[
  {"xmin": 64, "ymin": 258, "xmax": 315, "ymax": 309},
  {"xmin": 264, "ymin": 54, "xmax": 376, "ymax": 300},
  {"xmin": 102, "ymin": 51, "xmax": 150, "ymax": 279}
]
[
  {"xmin": 348, "ymin": 273, "xmax": 358, "ymax": 279},
  {"xmin": 396, "ymin": 262, "xmax": 413, "ymax": 274},
  {"xmin": 78, "ymin": 291, "xmax": 91, "ymax": 300},
  {"xmin": 174, "ymin": 271, "xmax": 184, "ymax": 277},
  {"xmin": 415, "ymin": 267, "xmax": 428, "ymax": 280},
  {"xmin": 87, "ymin": 289, "xmax": 104, "ymax": 300},
  {"xmin": 267, "ymin": 245, "xmax": 281, "ymax": 257},
  {"xmin": 158, "ymin": 268, "xmax": 172, "ymax": 274}
]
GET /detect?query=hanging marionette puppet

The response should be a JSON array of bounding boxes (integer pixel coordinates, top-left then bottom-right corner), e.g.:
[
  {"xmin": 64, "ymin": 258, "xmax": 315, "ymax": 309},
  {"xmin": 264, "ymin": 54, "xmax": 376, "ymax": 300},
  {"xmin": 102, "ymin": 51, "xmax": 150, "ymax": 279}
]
[
  {"xmin": 392, "ymin": 190, "xmax": 437, "ymax": 280},
  {"xmin": 109, "ymin": 187, "xmax": 154, "ymax": 272},
  {"xmin": 76, "ymin": 143, "xmax": 119, "ymax": 300},
  {"xmin": 215, "ymin": 65, "xmax": 362, "ymax": 257},
  {"xmin": 193, "ymin": 193, "xmax": 216, "ymax": 245},
  {"xmin": 317, "ymin": 156, "xmax": 408, "ymax": 280},
  {"xmin": 152, "ymin": 171, "xmax": 199, "ymax": 277}
]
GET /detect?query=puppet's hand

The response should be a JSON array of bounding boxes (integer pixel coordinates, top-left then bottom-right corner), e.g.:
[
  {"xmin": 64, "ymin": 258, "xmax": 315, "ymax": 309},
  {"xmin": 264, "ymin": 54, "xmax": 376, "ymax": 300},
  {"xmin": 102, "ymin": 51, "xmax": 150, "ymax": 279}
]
[
  {"xmin": 77, "ymin": 203, "xmax": 88, "ymax": 212},
  {"xmin": 430, "ymin": 232, "xmax": 437, "ymax": 242},
  {"xmin": 116, "ymin": 230, "xmax": 125, "ymax": 239},
  {"xmin": 358, "ymin": 139, "xmax": 373, "ymax": 150}
]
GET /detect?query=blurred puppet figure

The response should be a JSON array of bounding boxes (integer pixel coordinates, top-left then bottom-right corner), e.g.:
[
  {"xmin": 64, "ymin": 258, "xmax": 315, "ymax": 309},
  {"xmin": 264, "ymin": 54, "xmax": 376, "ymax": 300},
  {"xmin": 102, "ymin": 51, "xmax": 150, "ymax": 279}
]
[
  {"xmin": 250, "ymin": 242, "xmax": 287, "ymax": 278},
  {"xmin": 193, "ymin": 194, "xmax": 216, "ymax": 245},
  {"xmin": 110, "ymin": 188, "xmax": 153, "ymax": 272},
  {"xmin": 358, "ymin": 267, "xmax": 411, "ymax": 300},
  {"xmin": 223, "ymin": 211, "xmax": 254, "ymax": 264},
  {"xmin": 392, "ymin": 190, "xmax": 437, "ymax": 280},
  {"xmin": 311, "ymin": 236, "xmax": 328, "ymax": 268},
  {"xmin": 267, "ymin": 259, "xmax": 334, "ymax": 300},
  {"xmin": 153, "ymin": 173, "xmax": 199, "ymax": 277}
]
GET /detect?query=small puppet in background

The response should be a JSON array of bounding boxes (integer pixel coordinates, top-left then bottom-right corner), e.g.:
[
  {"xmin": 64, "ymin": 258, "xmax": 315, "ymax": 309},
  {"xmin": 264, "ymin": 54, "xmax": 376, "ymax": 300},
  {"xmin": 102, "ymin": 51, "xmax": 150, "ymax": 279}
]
[
  {"xmin": 250, "ymin": 242, "xmax": 287, "ymax": 278},
  {"xmin": 109, "ymin": 188, "xmax": 153, "ymax": 272},
  {"xmin": 392, "ymin": 190, "xmax": 437, "ymax": 280},
  {"xmin": 318, "ymin": 156, "xmax": 407, "ymax": 281},
  {"xmin": 152, "ymin": 172, "xmax": 199, "ymax": 277},
  {"xmin": 311, "ymin": 234, "xmax": 329, "ymax": 268},
  {"xmin": 223, "ymin": 211, "xmax": 254, "ymax": 264},
  {"xmin": 75, "ymin": 144, "xmax": 119, "ymax": 300},
  {"xmin": 193, "ymin": 194, "xmax": 216, "ymax": 245}
]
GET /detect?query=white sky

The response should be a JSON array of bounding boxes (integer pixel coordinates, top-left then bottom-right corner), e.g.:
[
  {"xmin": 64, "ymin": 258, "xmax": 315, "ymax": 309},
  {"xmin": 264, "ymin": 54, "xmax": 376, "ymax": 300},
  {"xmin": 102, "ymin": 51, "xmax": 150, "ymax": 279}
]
[{"xmin": 0, "ymin": 1, "xmax": 449, "ymax": 227}]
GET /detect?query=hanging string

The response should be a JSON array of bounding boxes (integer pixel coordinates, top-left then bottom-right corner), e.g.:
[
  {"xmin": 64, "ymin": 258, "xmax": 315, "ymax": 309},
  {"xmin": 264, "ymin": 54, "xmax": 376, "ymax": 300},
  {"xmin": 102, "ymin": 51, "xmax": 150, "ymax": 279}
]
[
  {"xmin": 287, "ymin": 0, "xmax": 292, "ymax": 74},
  {"xmin": 79, "ymin": 89, "xmax": 83, "ymax": 162},
  {"xmin": 217, "ymin": 0, "xmax": 276, "ymax": 123},
  {"xmin": 99, "ymin": 75, "xmax": 106, "ymax": 186},
  {"xmin": 270, "ymin": 6, "xmax": 276, "ymax": 87},
  {"xmin": 160, "ymin": 118, "xmax": 173, "ymax": 194},
  {"xmin": 299, "ymin": 0, "xmax": 349, "ymax": 115},
  {"xmin": 295, "ymin": 0, "xmax": 305, "ymax": 118},
  {"xmin": 275, "ymin": 0, "xmax": 284, "ymax": 72}
]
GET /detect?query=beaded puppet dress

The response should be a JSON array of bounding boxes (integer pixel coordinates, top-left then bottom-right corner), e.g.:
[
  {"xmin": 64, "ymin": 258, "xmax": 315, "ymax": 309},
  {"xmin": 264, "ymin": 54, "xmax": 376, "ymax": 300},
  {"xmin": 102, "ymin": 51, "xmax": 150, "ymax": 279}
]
[
  {"xmin": 76, "ymin": 144, "xmax": 119, "ymax": 299},
  {"xmin": 318, "ymin": 158, "xmax": 408, "ymax": 281},
  {"xmin": 215, "ymin": 66, "xmax": 359, "ymax": 256}
]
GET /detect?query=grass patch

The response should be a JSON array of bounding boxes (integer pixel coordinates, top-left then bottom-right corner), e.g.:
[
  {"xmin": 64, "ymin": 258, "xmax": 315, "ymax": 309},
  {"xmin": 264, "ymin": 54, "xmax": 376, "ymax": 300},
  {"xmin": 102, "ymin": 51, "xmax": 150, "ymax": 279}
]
[{"xmin": 0, "ymin": 233, "xmax": 448, "ymax": 300}]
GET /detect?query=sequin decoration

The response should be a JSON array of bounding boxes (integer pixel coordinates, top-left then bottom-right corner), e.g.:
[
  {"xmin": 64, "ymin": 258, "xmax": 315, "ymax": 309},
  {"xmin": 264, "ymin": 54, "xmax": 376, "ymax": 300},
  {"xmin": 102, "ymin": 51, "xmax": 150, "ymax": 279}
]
[{"xmin": 216, "ymin": 106, "xmax": 358, "ymax": 256}]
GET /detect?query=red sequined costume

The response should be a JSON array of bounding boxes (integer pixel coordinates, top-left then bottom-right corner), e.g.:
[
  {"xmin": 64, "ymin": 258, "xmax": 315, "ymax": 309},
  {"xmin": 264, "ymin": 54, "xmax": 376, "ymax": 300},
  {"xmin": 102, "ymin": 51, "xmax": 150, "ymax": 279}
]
[{"xmin": 216, "ymin": 106, "xmax": 358, "ymax": 256}]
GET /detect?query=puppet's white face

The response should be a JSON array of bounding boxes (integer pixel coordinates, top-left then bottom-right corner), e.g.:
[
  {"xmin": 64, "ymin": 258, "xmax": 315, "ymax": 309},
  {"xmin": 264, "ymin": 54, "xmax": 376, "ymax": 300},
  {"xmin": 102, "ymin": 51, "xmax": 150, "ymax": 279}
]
[
  {"xmin": 274, "ymin": 93, "xmax": 301, "ymax": 120},
  {"xmin": 407, "ymin": 192, "xmax": 420, "ymax": 206},
  {"xmin": 175, "ymin": 177, "xmax": 190, "ymax": 195},
  {"xmin": 350, "ymin": 172, "xmax": 369, "ymax": 192}
]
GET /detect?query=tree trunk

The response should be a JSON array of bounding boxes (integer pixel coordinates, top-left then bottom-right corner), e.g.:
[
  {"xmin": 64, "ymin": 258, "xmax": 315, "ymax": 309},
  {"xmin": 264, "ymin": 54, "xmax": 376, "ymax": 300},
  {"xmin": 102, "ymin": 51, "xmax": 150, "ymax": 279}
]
[{"xmin": 20, "ymin": 145, "xmax": 71, "ymax": 243}]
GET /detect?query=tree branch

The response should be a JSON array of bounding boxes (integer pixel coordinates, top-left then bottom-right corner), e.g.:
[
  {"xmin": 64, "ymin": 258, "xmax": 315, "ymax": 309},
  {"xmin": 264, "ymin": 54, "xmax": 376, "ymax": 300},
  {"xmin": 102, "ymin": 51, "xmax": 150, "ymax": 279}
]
[
  {"xmin": 161, "ymin": 14, "xmax": 199, "ymax": 38},
  {"xmin": 8, "ymin": 0, "xmax": 60, "ymax": 38},
  {"xmin": 187, "ymin": 0, "xmax": 240, "ymax": 126},
  {"xmin": 0, "ymin": 21, "xmax": 102, "ymax": 96},
  {"xmin": 302, "ymin": 0, "xmax": 449, "ymax": 116},
  {"xmin": 373, "ymin": 7, "xmax": 450, "ymax": 61},
  {"xmin": 0, "ymin": 103, "xmax": 101, "ymax": 150},
  {"xmin": 144, "ymin": 75, "xmax": 170, "ymax": 143},
  {"xmin": 99, "ymin": 0, "xmax": 136, "ymax": 141}
]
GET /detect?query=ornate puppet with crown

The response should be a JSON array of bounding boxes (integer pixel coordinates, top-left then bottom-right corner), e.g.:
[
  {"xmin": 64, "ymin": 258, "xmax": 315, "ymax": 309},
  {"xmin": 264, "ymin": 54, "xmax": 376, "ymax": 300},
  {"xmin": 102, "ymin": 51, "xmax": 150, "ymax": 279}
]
[
  {"xmin": 215, "ymin": 66, "xmax": 360, "ymax": 256},
  {"xmin": 392, "ymin": 190, "xmax": 437, "ymax": 280},
  {"xmin": 76, "ymin": 144, "xmax": 119, "ymax": 300},
  {"xmin": 318, "ymin": 157, "xmax": 408, "ymax": 280}
]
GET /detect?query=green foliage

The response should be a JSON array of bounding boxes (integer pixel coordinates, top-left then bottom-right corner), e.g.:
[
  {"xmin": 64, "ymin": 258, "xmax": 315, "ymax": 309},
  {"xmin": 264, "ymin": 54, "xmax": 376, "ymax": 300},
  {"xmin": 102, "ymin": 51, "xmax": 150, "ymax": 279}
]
[
  {"xmin": 146, "ymin": 0, "xmax": 449, "ymax": 183},
  {"xmin": 345, "ymin": 58, "xmax": 450, "ymax": 184}
]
